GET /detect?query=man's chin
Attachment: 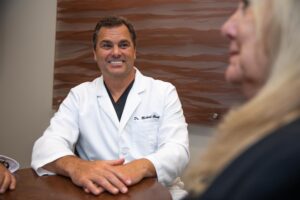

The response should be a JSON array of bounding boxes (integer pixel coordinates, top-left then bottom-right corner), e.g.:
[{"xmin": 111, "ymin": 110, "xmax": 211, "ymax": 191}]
[
  {"xmin": 106, "ymin": 68, "xmax": 129, "ymax": 78},
  {"xmin": 108, "ymin": 63, "xmax": 124, "ymax": 69}
]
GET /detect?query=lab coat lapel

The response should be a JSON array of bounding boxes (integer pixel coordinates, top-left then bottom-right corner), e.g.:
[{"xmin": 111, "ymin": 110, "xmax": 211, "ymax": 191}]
[
  {"xmin": 95, "ymin": 77, "xmax": 120, "ymax": 128},
  {"xmin": 119, "ymin": 70, "xmax": 145, "ymax": 132}
]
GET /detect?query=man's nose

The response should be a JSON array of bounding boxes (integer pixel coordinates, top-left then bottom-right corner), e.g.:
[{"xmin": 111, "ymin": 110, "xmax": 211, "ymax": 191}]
[{"xmin": 112, "ymin": 45, "xmax": 121, "ymax": 56}]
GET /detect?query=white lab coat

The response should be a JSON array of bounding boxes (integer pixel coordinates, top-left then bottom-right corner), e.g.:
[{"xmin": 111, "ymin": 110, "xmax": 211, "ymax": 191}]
[{"xmin": 31, "ymin": 69, "xmax": 190, "ymax": 199}]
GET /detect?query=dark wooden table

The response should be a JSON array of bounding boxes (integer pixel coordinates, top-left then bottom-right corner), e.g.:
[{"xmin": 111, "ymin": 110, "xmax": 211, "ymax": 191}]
[{"xmin": 0, "ymin": 168, "xmax": 171, "ymax": 200}]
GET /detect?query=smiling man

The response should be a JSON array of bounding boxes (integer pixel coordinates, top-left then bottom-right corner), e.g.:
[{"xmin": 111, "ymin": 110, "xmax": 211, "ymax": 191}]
[{"xmin": 31, "ymin": 16, "xmax": 189, "ymax": 200}]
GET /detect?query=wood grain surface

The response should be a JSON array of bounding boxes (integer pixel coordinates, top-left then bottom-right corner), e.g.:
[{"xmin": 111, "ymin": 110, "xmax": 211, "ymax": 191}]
[{"xmin": 0, "ymin": 168, "xmax": 171, "ymax": 200}]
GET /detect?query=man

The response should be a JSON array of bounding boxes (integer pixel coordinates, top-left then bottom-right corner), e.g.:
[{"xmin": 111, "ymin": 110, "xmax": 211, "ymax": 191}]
[
  {"xmin": 0, "ymin": 155, "xmax": 19, "ymax": 193},
  {"xmin": 31, "ymin": 16, "xmax": 189, "ymax": 200}
]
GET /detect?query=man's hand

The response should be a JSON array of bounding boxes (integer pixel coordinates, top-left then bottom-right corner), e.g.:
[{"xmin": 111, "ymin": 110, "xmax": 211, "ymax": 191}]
[
  {"xmin": 44, "ymin": 156, "xmax": 128, "ymax": 195},
  {"xmin": 44, "ymin": 156, "xmax": 157, "ymax": 196},
  {"xmin": 0, "ymin": 164, "xmax": 16, "ymax": 194},
  {"xmin": 110, "ymin": 159, "xmax": 157, "ymax": 187}
]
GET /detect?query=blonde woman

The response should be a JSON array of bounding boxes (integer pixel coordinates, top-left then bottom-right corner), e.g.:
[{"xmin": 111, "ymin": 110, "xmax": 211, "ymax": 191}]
[{"xmin": 184, "ymin": 0, "xmax": 300, "ymax": 199}]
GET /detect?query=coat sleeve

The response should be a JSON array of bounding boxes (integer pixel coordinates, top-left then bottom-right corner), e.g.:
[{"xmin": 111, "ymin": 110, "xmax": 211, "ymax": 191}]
[
  {"xmin": 144, "ymin": 84, "xmax": 190, "ymax": 186},
  {"xmin": 31, "ymin": 89, "xmax": 80, "ymax": 176},
  {"xmin": 0, "ymin": 155, "xmax": 19, "ymax": 173}
]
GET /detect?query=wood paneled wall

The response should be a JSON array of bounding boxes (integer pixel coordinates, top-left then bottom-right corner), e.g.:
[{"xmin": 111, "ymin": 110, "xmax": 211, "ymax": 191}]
[{"xmin": 54, "ymin": 0, "xmax": 243, "ymax": 125}]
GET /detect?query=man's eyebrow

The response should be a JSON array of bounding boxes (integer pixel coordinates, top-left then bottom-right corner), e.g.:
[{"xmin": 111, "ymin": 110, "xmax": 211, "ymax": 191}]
[
  {"xmin": 119, "ymin": 39, "xmax": 132, "ymax": 45},
  {"xmin": 119, "ymin": 39, "xmax": 130, "ymax": 42},
  {"xmin": 99, "ymin": 40, "xmax": 112, "ymax": 43}
]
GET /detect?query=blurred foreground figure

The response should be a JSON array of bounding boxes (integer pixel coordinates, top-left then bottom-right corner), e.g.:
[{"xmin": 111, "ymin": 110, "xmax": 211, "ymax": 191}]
[{"xmin": 184, "ymin": 0, "xmax": 300, "ymax": 199}]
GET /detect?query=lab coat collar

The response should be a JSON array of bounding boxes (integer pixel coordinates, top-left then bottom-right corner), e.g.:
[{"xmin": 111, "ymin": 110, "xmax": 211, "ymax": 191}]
[
  {"xmin": 95, "ymin": 67, "xmax": 146, "ymax": 131},
  {"xmin": 94, "ymin": 67, "xmax": 146, "ymax": 97}
]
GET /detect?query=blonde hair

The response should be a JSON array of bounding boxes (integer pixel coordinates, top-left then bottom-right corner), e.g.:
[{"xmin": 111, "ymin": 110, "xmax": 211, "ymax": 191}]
[{"xmin": 185, "ymin": 0, "xmax": 300, "ymax": 194}]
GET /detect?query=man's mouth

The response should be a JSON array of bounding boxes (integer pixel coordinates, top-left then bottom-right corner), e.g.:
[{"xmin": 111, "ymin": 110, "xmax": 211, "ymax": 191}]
[{"xmin": 108, "ymin": 60, "xmax": 124, "ymax": 66}]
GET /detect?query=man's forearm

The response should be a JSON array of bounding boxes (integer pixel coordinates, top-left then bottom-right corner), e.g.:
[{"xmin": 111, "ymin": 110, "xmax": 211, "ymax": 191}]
[
  {"xmin": 134, "ymin": 158, "xmax": 157, "ymax": 178},
  {"xmin": 43, "ymin": 155, "xmax": 79, "ymax": 177},
  {"xmin": 122, "ymin": 158, "xmax": 157, "ymax": 182}
]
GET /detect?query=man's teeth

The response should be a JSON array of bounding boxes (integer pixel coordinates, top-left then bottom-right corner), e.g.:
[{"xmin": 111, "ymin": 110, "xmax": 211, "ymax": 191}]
[{"xmin": 110, "ymin": 61, "xmax": 123, "ymax": 65}]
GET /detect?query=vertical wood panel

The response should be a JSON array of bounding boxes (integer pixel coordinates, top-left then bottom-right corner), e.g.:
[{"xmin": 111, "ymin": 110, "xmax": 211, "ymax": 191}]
[{"xmin": 54, "ymin": 0, "xmax": 243, "ymax": 125}]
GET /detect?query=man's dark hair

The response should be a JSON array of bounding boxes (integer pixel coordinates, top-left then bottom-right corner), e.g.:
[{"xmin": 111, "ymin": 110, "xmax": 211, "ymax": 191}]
[{"xmin": 92, "ymin": 16, "xmax": 137, "ymax": 50}]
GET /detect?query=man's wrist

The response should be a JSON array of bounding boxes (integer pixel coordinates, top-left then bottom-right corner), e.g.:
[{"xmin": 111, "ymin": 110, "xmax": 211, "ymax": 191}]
[
  {"xmin": 53, "ymin": 155, "xmax": 80, "ymax": 177},
  {"xmin": 136, "ymin": 158, "xmax": 157, "ymax": 178}
]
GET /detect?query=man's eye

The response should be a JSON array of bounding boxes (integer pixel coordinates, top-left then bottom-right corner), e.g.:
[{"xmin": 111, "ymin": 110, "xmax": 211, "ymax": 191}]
[
  {"xmin": 119, "ymin": 42, "xmax": 130, "ymax": 49},
  {"xmin": 100, "ymin": 43, "xmax": 113, "ymax": 49}
]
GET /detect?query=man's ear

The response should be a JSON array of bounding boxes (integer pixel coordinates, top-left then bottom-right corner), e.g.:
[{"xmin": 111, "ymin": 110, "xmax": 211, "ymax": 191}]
[
  {"xmin": 134, "ymin": 49, "xmax": 136, "ymax": 59},
  {"xmin": 93, "ymin": 50, "xmax": 97, "ymax": 61}
]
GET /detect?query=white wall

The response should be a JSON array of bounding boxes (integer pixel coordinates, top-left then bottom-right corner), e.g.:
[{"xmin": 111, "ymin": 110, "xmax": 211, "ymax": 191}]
[
  {"xmin": 187, "ymin": 124, "xmax": 214, "ymax": 171},
  {"xmin": 0, "ymin": 0, "xmax": 214, "ymax": 169},
  {"xmin": 0, "ymin": 0, "xmax": 57, "ymax": 168}
]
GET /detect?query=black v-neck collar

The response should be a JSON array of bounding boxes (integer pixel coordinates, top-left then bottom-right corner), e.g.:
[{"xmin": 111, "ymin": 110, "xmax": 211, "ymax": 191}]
[{"xmin": 104, "ymin": 80, "xmax": 135, "ymax": 121}]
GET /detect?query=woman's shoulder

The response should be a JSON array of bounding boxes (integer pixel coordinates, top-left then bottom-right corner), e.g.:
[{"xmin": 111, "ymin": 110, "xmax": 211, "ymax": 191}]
[{"xmin": 198, "ymin": 117, "xmax": 300, "ymax": 200}]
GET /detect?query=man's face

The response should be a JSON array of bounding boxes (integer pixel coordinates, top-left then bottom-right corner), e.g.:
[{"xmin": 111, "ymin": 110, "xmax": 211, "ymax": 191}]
[{"xmin": 93, "ymin": 24, "xmax": 136, "ymax": 80}]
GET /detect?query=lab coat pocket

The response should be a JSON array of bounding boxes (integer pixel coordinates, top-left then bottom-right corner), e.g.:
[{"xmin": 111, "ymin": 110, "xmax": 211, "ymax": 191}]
[{"xmin": 132, "ymin": 121, "xmax": 159, "ymax": 155}]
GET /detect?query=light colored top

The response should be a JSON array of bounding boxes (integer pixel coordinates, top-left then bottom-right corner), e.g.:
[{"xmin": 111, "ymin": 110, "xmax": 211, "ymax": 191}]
[{"xmin": 31, "ymin": 69, "xmax": 190, "ymax": 199}]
